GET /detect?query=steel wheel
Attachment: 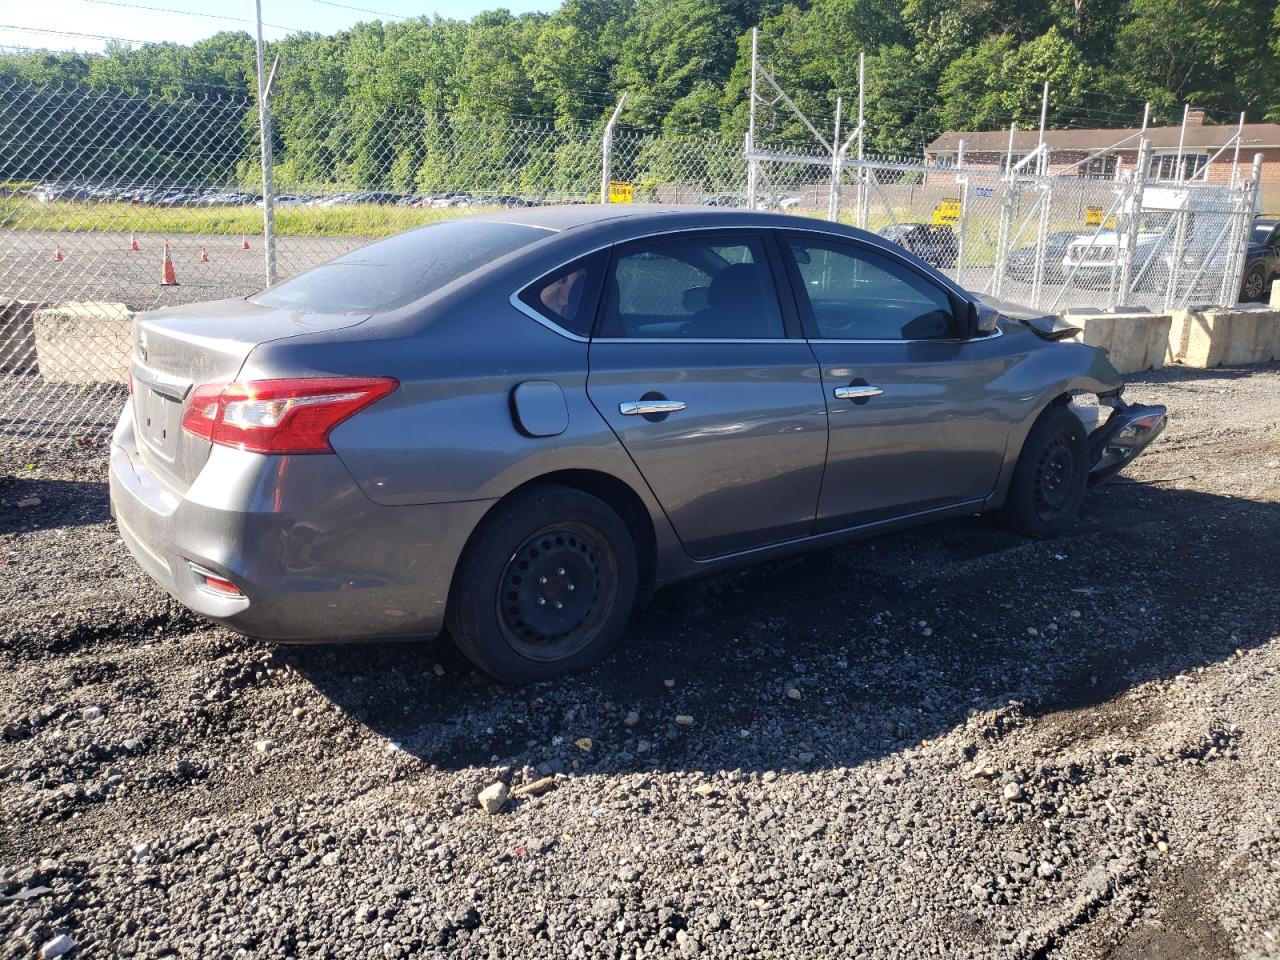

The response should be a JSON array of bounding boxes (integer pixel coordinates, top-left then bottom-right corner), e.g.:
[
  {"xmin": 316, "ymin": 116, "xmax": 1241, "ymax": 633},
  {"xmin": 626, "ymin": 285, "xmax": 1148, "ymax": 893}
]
[
  {"xmin": 1032, "ymin": 431, "xmax": 1077, "ymax": 522},
  {"xmin": 496, "ymin": 521, "xmax": 618, "ymax": 663}
]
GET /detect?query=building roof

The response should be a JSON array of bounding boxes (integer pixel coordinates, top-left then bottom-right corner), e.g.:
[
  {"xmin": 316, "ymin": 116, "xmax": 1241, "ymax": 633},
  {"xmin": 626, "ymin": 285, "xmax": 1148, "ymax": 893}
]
[{"xmin": 926, "ymin": 122, "xmax": 1280, "ymax": 154}]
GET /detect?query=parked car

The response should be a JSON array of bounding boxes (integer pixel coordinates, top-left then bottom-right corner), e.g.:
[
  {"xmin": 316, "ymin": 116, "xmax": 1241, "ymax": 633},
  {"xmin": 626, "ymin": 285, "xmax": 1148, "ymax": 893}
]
[
  {"xmin": 877, "ymin": 222, "xmax": 958, "ymax": 269},
  {"xmin": 1238, "ymin": 219, "xmax": 1280, "ymax": 302},
  {"xmin": 1004, "ymin": 231, "xmax": 1081, "ymax": 283},
  {"xmin": 704, "ymin": 194, "xmax": 746, "ymax": 208},
  {"xmin": 110, "ymin": 207, "xmax": 1166, "ymax": 684},
  {"xmin": 1062, "ymin": 230, "xmax": 1164, "ymax": 289}
]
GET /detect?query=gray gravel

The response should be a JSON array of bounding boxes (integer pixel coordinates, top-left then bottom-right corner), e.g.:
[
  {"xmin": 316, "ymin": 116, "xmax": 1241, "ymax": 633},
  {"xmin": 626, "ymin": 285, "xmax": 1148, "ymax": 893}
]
[{"xmin": 2, "ymin": 363, "xmax": 1279, "ymax": 960}]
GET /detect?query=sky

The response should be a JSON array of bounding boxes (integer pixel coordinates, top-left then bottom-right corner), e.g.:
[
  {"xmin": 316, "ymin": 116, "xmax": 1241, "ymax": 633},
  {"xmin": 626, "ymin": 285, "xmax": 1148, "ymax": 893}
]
[{"xmin": 0, "ymin": 0, "xmax": 552, "ymax": 53}]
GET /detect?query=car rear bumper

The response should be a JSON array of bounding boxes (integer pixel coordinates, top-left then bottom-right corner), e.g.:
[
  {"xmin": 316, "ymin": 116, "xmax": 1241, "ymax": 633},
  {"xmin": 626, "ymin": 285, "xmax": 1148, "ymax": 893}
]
[{"xmin": 108, "ymin": 405, "xmax": 495, "ymax": 642}]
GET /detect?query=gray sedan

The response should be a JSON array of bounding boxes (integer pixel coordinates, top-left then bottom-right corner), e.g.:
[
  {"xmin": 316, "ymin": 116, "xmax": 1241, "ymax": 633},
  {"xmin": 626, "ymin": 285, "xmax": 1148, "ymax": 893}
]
[{"xmin": 109, "ymin": 206, "xmax": 1166, "ymax": 683}]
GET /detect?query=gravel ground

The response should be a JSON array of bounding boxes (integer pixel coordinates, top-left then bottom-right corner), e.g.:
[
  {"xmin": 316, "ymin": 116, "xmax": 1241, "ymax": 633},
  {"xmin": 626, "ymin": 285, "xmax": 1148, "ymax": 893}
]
[{"xmin": 2, "ymin": 363, "xmax": 1279, "ymax": 960}]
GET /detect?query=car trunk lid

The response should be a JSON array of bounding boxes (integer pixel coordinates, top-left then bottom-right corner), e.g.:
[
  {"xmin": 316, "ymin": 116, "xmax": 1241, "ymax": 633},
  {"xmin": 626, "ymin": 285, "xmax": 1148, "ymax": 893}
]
[{"xmin": 129, "ymin": 299, "xmax": 369, "ymax": 492}]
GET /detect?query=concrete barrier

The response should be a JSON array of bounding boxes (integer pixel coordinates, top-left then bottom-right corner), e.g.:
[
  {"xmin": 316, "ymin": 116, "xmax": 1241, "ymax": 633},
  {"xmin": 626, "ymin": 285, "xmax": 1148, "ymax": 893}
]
[
  {"xmin": 1062, "ymin": 305, "xmax": 1280, "ymax": 372},
  {"xmin": 1, "ymin": 299, "xmax": 47, "ymax": 374},
  {"xmin": 31, "ymin": 301, "xmax": 134, "ymax": 385},
  {"xmin": 1168, "ymin": 306, "xmax": 1280, "ymax": 368},
  {"xmin": 1064, "ymin": 309, "xmax": 1173, "ymax": 374}
]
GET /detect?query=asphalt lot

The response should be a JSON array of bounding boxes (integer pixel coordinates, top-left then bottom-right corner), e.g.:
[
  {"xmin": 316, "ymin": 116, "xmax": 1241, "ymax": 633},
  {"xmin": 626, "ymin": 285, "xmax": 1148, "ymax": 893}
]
[
  {"xmin": 1, "ymin": 363, "xmax": 1279, "ymax": 959},
  {"xmin": 2, "ymin": 228, "xmax": 1139, "ymax": 317},
  {"xmin": 0, "ymin": 232, "xmax": 352, "ymax": 310}
]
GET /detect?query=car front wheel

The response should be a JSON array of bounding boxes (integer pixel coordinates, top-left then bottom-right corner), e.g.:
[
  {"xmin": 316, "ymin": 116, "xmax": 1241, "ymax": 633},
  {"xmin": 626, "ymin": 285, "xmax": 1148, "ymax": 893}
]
[
  {"xmin": 997, "ymin": 406, "xmax": 1090, "ymax": 538},
  {"xmin": 446, "ymin": 485, "xmax": 638, "ymax": 684}
]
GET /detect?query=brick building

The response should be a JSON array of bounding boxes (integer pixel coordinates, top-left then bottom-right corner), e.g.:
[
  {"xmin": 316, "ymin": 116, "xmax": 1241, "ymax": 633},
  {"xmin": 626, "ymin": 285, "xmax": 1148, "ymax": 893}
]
[{"xmin": 925, "ymin": 109, "xmax": 1280, "ymax": 211}]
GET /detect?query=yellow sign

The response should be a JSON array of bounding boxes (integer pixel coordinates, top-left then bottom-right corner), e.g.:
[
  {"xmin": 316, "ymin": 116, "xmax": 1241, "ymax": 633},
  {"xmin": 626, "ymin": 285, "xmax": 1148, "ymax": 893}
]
[
  {"xmin": 1084, "ymin": 206, "xmax": 1104, "ymax": 226},
  {"xmin": 1104, "ymin": 215, "xmax": 1117, "ymax": 229},
  {"xmin": 932, "ymin": 197, "xmax": 961, "ymax": 226},
  {"xmin": 607, "ymin": 181, "xmax": 633, "ymax": 204}
]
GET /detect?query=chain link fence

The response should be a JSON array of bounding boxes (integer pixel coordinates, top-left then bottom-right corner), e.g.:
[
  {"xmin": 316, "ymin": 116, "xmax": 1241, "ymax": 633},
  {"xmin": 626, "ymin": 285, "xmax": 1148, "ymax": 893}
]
[
  {"xmin": 0, "ymin": 80, "xmax": 744, "ymax": 450},
  {"xmin": 746, "ymin": 149, "xmax": 1258, "ymax": 316},
  {"xmin": 0, "ymin": 77, "xmax": 1264, "ymax": 452}
]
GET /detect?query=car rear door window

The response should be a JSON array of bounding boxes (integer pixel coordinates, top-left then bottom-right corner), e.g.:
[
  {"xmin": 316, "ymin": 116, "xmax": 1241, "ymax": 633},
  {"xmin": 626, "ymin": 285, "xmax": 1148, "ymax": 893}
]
[
  {"xmin": 785, "ymin": 237, "xmax": 958, "ymax": 341},
  {"xmin": 597, "ymin": 236, "xmax": 785, "ymax": 339},
  {"xmin": 517, "ymin": 252, "xmax": 606, "ymax": 338}
]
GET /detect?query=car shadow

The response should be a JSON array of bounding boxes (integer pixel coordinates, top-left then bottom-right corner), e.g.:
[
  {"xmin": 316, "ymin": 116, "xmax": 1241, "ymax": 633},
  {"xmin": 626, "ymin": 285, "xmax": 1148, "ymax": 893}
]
[
  {"xmin": 0, "ymin": 476, "xmax": 110, "ymax": 534},
  {"xmin": 280, "ymin": 478, "xmax": 1279, "ymax": 777}
]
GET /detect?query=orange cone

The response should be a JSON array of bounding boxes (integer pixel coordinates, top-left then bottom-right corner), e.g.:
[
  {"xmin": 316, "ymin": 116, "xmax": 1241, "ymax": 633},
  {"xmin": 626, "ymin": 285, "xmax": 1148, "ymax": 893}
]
[
  {"xmin": 161, "ymin": 241, "xmax": 178, "ymax": 286},
  {"xmin": 241, "ymin": 233, "xmax": 250, "ymax": 250},
  {"xmin": 53, "ymin": 242, "xmax": 64, "ymax": 262},
  {"xmin": 129, "ymin": 231, "xmax": 140, "ymax": 251},
  {"xmin": 200, "ymin": 245, "xmax": 209, "ymax": 263}
]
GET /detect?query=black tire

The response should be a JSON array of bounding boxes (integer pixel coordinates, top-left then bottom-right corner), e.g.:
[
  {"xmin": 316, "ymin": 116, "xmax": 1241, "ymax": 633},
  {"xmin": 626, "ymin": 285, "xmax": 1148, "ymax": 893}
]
[
  {"xmin": 997, "ymin": 405, "xmax": 1090, "ymax": 538},
  {"xmin": 1240, "ymin": 261, "xmax": 1268, "ymax": 303},
  {"xmin": 446, "ymin": 485, "xmax": 638, "ymax": 684}
]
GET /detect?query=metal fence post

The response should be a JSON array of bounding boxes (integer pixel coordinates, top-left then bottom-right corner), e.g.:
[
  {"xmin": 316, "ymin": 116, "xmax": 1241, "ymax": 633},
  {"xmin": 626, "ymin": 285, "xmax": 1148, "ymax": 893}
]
[
  {"xmin": 600, "ymin": 93, "xmax": 628, "ymax": 204},
  {"xmin": 1029, "ymin": 173, "xmax": 1053, "ymax": 310},
  {"xmin": 1116, "ymin": 139, "xmax": 1149, "ymax": 308},
  {"xmin": 254, "ymin": 0, "xmax": 277, "ymax": 288},
  {"xmin": 827, "ymin": 97, "xmax": 842, "ymax": 221},
  {"xmin": 992, "ymin": 180, "xmax": 1014, "ymax": 298},
  {"xmin": 747, "ymin": 28, "xmax": 759, "ymax": 210},
  {"xmin": 854, "ymin": 51, "xmax": 865, "ymax": 229},
  {"xmin": 1220, "ymin": 154, "xmax": 1264, "ymax": 305}
]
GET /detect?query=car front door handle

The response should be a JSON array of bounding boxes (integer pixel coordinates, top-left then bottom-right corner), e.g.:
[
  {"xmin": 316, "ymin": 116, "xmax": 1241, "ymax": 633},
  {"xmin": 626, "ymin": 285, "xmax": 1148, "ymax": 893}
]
[
  {"xmin": 620, "ymin": 399, "xmax": 688, "ymax": 416},
  {"xmin": 833, "ymin": 385, "xmax": 884, "ymax": 400}
]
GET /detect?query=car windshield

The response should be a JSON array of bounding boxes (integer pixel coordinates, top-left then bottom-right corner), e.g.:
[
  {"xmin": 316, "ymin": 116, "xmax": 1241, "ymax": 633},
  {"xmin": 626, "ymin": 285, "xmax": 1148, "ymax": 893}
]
[
  {"xmin": 1251, "ymin": 222, "xmax": 1276, "ymax": 244},
  {"xmin": 251, "ymin": 220, "xmax": 550, "ymax": 312}
]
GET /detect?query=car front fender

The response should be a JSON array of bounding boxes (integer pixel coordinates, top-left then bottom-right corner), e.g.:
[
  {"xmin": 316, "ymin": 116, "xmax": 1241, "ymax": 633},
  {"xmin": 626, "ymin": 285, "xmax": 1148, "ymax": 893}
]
[{"xmin": 985, "ymin": 340, "xmax": 1125, "ymax": 510}]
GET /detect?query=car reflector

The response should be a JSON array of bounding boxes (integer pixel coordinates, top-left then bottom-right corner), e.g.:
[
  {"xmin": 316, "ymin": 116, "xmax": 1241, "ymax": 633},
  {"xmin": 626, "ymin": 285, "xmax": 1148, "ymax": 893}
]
[{"xmin": 189, "ymin": 564, "xmax": 244, "ymax": 597}]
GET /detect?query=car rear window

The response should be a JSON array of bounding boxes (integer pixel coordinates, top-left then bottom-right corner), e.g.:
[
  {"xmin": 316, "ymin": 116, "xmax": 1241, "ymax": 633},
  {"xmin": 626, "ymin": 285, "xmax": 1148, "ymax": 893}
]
[{"xmin": 251, "ymin": 220, "xmax": 550, "ymax": 312}]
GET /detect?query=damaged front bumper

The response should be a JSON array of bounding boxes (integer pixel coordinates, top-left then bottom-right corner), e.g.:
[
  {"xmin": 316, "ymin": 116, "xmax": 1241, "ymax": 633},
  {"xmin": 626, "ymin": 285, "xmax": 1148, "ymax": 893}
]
[{"xmin": 1087, "ymin": 396, "xmax": 1168, "ymax": 484}]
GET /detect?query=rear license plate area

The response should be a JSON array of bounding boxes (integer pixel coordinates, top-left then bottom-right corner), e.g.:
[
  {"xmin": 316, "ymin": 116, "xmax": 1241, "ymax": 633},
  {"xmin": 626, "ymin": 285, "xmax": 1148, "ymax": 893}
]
[{"xmin": 137, "ymin": 387, "xmax": 181, "ymax": 461}]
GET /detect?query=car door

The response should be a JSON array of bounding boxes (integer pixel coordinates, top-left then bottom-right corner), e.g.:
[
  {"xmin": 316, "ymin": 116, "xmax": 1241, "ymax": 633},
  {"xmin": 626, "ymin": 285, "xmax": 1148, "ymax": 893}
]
[
  {"xmin": 585, "ymin": 231, "xmax": 828, "ymax": 560},
  {"xmin": 779, "ymin": 232, "xmax": 1014, "ymax": 532}
]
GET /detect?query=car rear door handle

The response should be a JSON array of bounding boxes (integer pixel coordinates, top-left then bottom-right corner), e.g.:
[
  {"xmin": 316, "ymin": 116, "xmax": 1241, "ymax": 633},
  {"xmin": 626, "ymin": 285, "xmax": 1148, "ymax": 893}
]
[
  {"xmin": 833, "ymin": 385, "xmax": 884, "ymax": 400},
  {"xmin": 620, "ymin": 400, "xmax": 687, "ymax": 416}
]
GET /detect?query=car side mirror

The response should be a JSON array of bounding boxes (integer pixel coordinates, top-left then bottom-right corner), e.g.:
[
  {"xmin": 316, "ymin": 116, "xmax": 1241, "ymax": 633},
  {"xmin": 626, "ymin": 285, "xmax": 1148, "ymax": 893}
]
[{"xmin": 967, "ymin": 301, "xmax": 1000, "ymax": 337}]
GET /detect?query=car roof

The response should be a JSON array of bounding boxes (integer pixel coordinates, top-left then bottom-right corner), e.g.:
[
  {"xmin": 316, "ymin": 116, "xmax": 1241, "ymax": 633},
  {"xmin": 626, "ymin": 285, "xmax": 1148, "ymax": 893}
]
[
  {"xmin": 466, "ymin": 203, "xmax": 856, "ymax": 235},
  {"xmin": 460, "ymin": 203, "xmax": 939, "ymax": 260}
]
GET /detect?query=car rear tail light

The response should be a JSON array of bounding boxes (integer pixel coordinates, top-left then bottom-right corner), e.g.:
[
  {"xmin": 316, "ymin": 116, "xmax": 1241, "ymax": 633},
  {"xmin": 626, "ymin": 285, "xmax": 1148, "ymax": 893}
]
[{"xmin": 182, "ymin": 377, "xmax": 398, "ymax": 454}]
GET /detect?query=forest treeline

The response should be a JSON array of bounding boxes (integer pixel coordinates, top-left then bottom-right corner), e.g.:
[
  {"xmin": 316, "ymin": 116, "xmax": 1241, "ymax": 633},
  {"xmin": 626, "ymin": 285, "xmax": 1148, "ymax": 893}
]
[{"xmin": 2, "ymin": 0, "xmax": 1277, "ymax": 182}]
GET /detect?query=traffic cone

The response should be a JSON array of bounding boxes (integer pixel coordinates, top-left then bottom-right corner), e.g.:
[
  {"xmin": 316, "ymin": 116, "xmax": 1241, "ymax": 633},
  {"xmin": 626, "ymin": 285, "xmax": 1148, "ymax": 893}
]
[
  {"xmin": 53, "ymin": 242, "xmax": 64, "ymax": 262},
  {"xmin": 161, "ymin": 241, "xmax": 178, "ymax": 286},
  {"xmin": 129, "ymin": 231, "xmax": 140, "ymax": 251},
  {"xmin": 200, "ymin": 245, "xmax": 209, "ymax": 263},
  {"xmin": 241, "ymin": 233, "xmax": 250, "ymax": 250}
]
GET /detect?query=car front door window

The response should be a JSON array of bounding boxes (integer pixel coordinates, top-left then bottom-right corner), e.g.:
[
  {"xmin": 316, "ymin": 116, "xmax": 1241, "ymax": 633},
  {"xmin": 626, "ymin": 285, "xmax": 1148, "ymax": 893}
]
[{"xmin": 786, "ymin": 238, "xmax": 958, "ymax": 341}]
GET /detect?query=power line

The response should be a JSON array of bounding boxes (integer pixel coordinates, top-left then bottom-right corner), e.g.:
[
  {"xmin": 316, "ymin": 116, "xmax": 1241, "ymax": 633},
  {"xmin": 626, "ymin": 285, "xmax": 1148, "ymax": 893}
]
[
  {"xmin": 311, "ymin": 0, "xmax": 418, "ymax": 21},
  {"xmin": 72, "ymin": 0, "xmax": 304, "ymax": 33}
]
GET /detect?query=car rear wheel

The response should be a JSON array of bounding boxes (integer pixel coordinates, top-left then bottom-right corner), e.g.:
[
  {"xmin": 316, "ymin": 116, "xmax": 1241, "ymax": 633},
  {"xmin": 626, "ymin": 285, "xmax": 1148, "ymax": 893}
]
[
  {"xmin": 446, "ymin": 485, "xmax": 638, "ymax": 684},
  {"xmin": 997, "ymin": 406, "xmax": 1089, "ymax": 538}
]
